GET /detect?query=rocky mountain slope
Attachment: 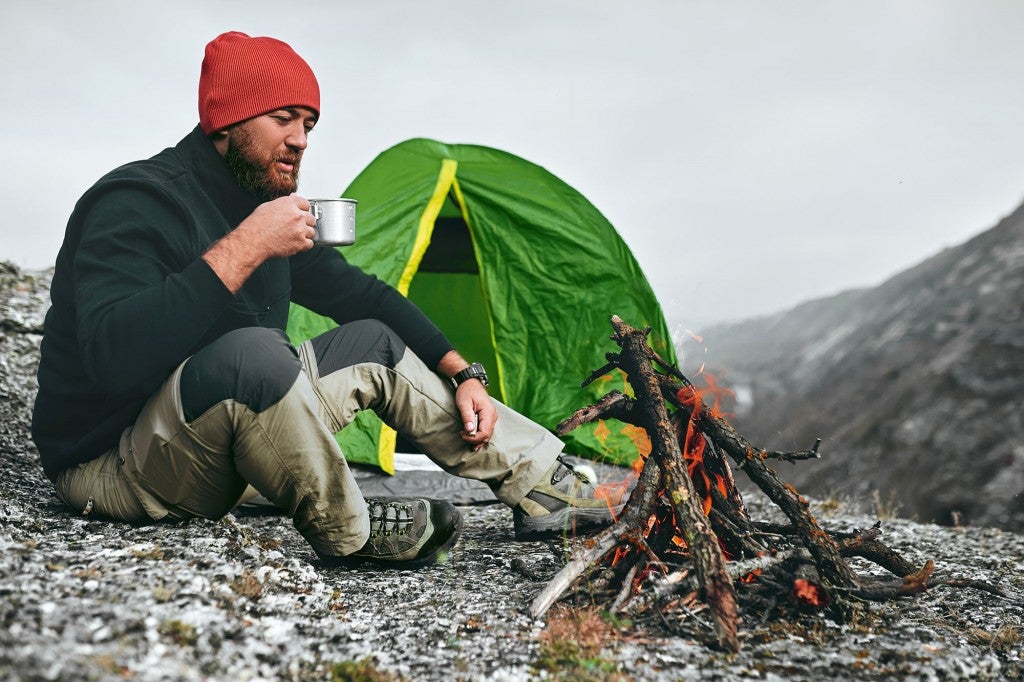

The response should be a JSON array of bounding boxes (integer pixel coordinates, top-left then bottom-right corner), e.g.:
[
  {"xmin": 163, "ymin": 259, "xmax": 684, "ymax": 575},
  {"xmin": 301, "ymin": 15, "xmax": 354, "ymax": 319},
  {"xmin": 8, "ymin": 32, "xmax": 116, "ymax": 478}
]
[{"xmin": 688, "ymin": 200, "xmax": 1024, "ymax": 530}]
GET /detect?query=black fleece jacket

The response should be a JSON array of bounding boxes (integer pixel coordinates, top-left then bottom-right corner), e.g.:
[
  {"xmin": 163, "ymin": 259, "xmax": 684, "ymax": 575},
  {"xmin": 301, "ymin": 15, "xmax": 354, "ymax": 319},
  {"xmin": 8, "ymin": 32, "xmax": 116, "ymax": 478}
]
[{"xmin": 32, "ymin": 126, "xmax": 453, "ymax": 481}]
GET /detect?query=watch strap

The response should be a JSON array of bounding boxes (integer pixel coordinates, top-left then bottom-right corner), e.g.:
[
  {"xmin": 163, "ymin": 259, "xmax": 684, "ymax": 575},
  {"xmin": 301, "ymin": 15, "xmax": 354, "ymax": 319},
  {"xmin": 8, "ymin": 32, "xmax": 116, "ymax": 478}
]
[{"xmin": 452, "ymin": 362, "xmax": 489, "ymax": 388}]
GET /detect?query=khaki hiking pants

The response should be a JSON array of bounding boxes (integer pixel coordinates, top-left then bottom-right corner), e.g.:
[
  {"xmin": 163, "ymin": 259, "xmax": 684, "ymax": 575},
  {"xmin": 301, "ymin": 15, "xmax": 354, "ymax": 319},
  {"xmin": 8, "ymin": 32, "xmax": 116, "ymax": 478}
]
[{"xmin": 54, "ymin": 322, "xmax": 562, "ymax": 556}]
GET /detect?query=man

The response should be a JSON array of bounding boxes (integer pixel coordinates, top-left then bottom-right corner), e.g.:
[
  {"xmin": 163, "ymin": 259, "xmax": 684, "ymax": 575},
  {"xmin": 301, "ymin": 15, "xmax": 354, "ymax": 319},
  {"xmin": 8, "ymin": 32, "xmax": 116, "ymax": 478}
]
[{"xmin": 32, "ymin": 31, "xmax": 619, "ymax": 568}]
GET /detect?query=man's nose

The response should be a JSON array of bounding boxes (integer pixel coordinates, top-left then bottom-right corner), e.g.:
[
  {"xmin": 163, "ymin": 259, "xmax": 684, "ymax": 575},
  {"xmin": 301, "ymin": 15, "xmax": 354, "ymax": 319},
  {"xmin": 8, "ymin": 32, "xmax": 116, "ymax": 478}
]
[{"xmin": 285, "ymin": 125, "xmax": 308, "ymax": 151}]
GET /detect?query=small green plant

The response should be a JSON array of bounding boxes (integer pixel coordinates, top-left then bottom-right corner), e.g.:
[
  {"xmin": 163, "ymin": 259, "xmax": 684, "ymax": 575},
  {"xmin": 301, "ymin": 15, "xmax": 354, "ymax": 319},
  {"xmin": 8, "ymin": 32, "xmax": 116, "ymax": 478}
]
[
  {"xmin": 599, "ymin": 610, "xmax": 633, "ymax": 631},
  {"xmin": 160, "ymin": 620, "xmax": 197, "ymax": 647},
  {"xmin": 535, "ymin": 605, "xmax": 628, "ymax": 681},
  {"xmin": 152, "ymin": 585, "xmax": 173, "ymax": 603},
  {"xmin": 328, "ymin": 657, "xmax": 397, "ymax": 682}
]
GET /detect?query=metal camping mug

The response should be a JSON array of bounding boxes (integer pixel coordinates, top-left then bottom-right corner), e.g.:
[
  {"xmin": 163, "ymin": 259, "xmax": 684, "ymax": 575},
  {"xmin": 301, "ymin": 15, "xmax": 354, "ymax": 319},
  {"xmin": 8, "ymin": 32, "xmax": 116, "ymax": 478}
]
[{"xmin": 308, "ymin": 198, "xmax": 357, "ymax": 246}]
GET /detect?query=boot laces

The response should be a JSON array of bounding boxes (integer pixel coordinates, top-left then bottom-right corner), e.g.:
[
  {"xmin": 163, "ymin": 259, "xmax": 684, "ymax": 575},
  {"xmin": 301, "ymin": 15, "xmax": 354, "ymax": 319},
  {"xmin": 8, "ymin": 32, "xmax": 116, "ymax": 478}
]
[
  {"xmin": 554, "ymin": 456, "xmax": 594, "ymax": 486},
  {"xmin": 367, "ymin": 500, "xmax": 414, "ymax": 538}
]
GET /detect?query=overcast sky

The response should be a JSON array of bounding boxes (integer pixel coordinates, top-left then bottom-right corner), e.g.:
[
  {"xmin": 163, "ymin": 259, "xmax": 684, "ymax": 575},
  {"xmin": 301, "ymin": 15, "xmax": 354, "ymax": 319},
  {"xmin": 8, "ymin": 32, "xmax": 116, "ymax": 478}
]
[{"xmin": 4, "ymin": 1, "xmax": 1024, "ymax": 329}]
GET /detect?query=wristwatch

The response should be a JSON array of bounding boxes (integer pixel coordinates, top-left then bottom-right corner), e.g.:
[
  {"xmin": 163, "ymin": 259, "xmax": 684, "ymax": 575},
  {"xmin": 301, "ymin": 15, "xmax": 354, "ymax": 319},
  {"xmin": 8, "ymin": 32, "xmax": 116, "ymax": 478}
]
[{"xmin": 451, "ymin": 362, "xmax": 489, "ymax": 389}]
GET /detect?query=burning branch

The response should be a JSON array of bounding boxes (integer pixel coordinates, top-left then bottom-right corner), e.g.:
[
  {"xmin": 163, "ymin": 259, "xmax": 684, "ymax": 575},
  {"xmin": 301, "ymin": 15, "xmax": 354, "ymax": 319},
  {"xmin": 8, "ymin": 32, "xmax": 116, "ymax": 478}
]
[{"xmin": 607, "ymin": 317, "xmax": 740, "ymax": 651}]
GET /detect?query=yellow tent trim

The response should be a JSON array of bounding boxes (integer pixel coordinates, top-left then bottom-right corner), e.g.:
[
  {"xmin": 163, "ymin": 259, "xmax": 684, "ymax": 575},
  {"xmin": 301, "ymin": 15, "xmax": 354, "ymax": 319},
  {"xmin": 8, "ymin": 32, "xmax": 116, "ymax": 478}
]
[
  {"xmin": 377, "ymin": 158, "xmax": 459, "ymax": 474},
  {"xmin": 377, "ymin": 425, "xmax": 397, "ymax": 475},
  {"xmin": 396, "ymin": 158, "xmax": 459, "ymax": 295}
]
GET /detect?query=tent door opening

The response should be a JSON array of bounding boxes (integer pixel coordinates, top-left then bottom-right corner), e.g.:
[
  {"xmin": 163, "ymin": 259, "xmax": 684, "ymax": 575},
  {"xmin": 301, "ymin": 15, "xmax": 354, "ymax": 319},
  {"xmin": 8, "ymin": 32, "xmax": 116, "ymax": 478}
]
[{"xmin": 396, "ymin": 195, "xmax": 502, "ymax": 454}]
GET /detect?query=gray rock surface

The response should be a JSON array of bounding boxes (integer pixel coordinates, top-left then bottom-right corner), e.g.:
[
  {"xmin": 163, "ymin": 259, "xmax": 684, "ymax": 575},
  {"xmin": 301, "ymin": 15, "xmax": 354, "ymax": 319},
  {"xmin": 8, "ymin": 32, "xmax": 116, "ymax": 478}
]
[{"xmin": 2, "ymin": 262, "xmax": 1022, "ymax": 680}]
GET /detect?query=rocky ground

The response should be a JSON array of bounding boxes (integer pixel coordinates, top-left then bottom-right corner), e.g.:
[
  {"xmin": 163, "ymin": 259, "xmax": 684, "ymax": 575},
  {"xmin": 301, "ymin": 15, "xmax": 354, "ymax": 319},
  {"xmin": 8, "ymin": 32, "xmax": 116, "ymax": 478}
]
[{"xmin": 2, "ymin": 262, "xmax": 1023, "ymax": 681}]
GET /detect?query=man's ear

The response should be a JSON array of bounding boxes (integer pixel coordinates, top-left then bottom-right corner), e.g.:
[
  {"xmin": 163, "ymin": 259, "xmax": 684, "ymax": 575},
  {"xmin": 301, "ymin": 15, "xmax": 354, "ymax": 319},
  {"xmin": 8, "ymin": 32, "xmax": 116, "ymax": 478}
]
[{"xmin": 210, "ymin": 129, "xmax": 230, "ymax": 156}]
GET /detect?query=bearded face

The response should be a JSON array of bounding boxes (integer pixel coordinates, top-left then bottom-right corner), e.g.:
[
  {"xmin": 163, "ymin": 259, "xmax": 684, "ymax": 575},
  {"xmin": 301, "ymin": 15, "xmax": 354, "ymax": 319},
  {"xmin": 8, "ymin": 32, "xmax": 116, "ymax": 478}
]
[{"xmin": 223, "ymin": 120, "xmax": 302, "ymax": 199}]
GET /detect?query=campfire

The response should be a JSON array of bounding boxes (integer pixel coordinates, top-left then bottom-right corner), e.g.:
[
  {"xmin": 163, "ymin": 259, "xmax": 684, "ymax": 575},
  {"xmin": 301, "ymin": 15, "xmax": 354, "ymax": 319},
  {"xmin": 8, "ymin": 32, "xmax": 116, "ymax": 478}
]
[{"xmin": 529, "ymin": 316, "xmax": 1006, "ymax": 652}]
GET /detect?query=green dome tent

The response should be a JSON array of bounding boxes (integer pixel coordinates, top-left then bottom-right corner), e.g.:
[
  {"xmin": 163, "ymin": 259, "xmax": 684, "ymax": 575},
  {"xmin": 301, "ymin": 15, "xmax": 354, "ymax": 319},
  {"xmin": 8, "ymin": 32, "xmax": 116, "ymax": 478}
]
[{"xmin": 287, "ymin": 138, "xmax": 675, "ymax": 473}]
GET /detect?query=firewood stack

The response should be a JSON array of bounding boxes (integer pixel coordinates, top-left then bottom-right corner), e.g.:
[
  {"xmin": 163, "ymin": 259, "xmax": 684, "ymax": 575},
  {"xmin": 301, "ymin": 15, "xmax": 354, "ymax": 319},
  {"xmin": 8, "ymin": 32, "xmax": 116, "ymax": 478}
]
[{"xmin": 529, "ymin": 316, "xmax": 1005, "ymax": 653}]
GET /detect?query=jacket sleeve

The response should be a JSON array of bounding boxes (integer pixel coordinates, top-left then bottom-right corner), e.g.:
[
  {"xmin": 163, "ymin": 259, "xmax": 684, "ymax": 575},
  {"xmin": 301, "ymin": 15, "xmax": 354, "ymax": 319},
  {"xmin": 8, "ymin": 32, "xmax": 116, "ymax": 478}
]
[
  {"xmin": 288, "ymin": 247, "xmax": 454, "ymax": 369},
  {"xmin": 73, "ymin": 183, "xmax": 235, "ymax": 395}
]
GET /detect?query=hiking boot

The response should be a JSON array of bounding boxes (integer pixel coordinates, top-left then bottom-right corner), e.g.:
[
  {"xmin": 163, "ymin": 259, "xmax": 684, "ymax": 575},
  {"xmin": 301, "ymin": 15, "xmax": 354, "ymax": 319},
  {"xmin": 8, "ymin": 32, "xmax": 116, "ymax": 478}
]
[
  {"xmin": 319, "ymin": 497, "xmax": 462, "ymax": 569},
  {"xmin": 513, "ymin": 456, "xmax": 624, "ymax": 540}
]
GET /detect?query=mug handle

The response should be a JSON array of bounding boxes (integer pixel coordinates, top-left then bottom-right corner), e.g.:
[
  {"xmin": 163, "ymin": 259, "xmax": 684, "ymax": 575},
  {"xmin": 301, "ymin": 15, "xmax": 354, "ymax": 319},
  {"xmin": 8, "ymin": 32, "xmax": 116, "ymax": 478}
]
[{"xmin": 309, "ymin": 201, "xmax": 322, "ymax": 241}]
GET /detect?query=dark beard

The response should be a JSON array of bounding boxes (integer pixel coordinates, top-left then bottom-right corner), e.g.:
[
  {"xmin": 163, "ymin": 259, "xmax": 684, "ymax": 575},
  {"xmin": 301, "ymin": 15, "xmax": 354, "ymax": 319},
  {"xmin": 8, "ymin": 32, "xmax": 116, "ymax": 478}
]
[{"xmin": 223, "ymin": 126, "xmax": 300, "ymax": 200}]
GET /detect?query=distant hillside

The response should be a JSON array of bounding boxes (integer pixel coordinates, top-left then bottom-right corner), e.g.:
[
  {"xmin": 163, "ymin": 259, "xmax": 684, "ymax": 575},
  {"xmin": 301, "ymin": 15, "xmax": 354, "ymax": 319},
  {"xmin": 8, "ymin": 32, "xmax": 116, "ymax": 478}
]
[{"xmin": 687, "ymin": 201, "xmax": 1024, "ymax": 530}]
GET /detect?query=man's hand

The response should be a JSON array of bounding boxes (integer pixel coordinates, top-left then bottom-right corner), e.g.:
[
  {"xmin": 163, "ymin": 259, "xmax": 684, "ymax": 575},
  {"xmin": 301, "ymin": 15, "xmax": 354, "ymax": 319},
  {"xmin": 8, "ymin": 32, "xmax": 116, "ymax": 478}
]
[
  {"xmin": 438, "ymin": 350, "xmax": 498, "ymax": 451},
  {"xmin": 455, "ymin": 378, "xmax": 496, "ymax": 452},
  {"xmin": 236, "ymin": 195, "xmax": 317, "ymax": 260},
  {"xmin": 203, "ymin": 195, "xmax": 316, "ymax": 293}
]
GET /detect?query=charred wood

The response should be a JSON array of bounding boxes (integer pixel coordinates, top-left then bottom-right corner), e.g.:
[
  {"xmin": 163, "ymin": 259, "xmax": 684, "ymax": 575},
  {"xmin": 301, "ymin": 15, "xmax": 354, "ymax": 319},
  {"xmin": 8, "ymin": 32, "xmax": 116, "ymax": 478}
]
[
  {"xmin": 655, "ymin": 372, "xmax": 860, "ymax": 609},
  {"xmin": 609, "ymin": 316, "xmax": 740, "ymax": 652}
]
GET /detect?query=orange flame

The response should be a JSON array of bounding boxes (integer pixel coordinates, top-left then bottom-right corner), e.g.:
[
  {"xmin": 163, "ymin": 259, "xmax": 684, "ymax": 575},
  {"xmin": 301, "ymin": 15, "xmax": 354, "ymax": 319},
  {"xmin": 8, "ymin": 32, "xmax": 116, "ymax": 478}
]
[
  {"xmin": 674, "ymin": 373, "xmax": 737, "ymax": 517},
  {"xmin": 739, "ymin": 569, "xmax": 762, "ymax": 584},
  {"xmin": 792, "ymin": 578, "xmax": 829, "ymax": 607},
  {"xmin": 591, "ymin": 423, "xmax": 652, "ymax": 521},
  {"xmin": 595, "ymin": 372, "xmax": 748, "ymax": 581},
  {"xmin": 644, "ymin": 512, "xmax": 658, "ymax": 536},
  {"xmin": 610, "ymin": 544, "xmax": 632, "ymax": 567},
  {"xmin": 593, "ymin": 480, "xmax": 627, "ymax": 522},
  {"xmin": 676, "ymin": 372, "xmax": 735, "ymax": 422}
]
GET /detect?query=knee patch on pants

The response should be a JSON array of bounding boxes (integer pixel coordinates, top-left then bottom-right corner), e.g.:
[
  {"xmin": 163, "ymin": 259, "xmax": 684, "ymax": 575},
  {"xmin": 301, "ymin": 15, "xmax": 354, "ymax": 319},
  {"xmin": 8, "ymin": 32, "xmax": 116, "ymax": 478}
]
[
  {"xmin": 180, "ymin": 327, "xmax": 301, "ymax": 422},
  {"xmin": 309, "ymin": 320, "xmax": 407, "ymax": 376}
]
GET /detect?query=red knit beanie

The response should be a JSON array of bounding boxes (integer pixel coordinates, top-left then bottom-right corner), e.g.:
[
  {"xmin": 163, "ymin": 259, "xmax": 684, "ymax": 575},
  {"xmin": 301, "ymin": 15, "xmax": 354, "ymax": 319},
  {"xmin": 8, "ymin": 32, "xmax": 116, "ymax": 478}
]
[{"xmin": 198, "ymin": 31, "xmax": 320, "ymax": 135}]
